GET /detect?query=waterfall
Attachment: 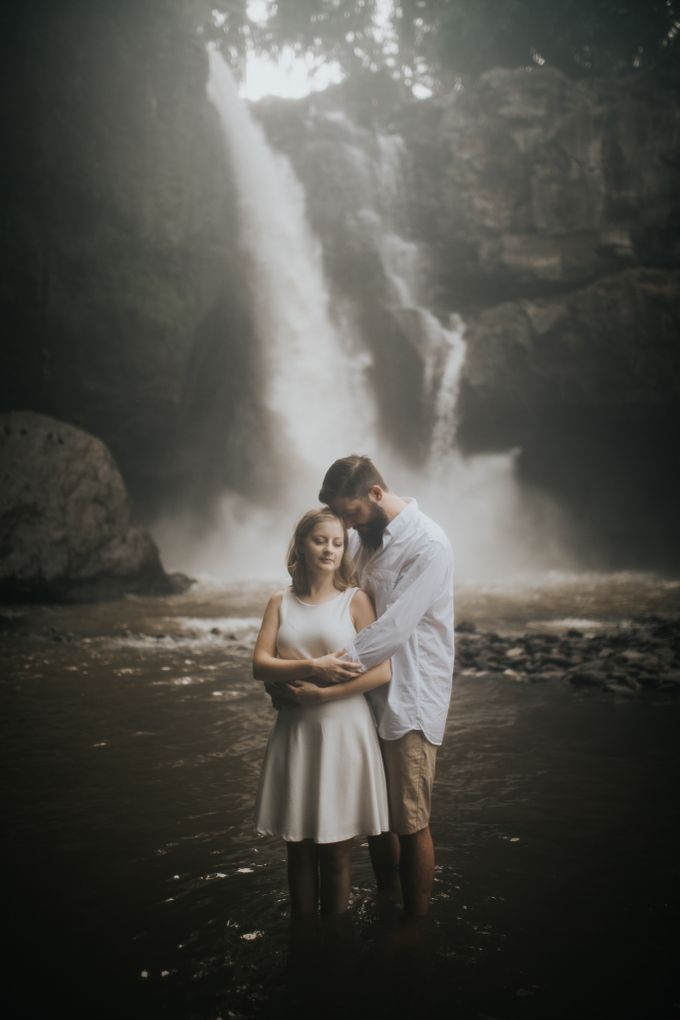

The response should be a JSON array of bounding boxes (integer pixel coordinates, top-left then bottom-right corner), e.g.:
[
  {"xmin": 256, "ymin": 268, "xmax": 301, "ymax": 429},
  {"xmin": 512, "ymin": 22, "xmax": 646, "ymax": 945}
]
[
  {"xmin": 377, "ymin": 230, "xmax": 467, "ymax": 463},
  {"xmin": 321, "ymin": 119, "xmax": 468, "ymax": 465},
  {"xmin": 207, "ymin": 51, "xmax": 375, "ymax": 473},
  {"xmin": 373, "ymin": 136, "xmax": 467, "ymax": 465},
  {"xmin": 153, "ymin": 52, "xmax": 573, "ymax": 581}
]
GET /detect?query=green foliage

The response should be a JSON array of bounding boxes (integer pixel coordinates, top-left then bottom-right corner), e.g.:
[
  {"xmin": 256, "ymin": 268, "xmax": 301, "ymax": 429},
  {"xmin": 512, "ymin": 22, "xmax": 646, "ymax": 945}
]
[
  {"xmin": 204, "ymin": 0, "xmax": 680, "ymax": 90},
  {"xmin": 422, "ymin": 0, "xmax": 680, "ymax": 80}
]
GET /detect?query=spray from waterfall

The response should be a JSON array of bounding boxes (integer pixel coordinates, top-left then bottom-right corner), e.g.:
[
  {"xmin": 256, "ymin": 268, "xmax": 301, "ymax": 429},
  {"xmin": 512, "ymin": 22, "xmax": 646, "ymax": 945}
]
[{"xmin": 153, "ymin": 52, "xmax": 574, "ymax": 581}]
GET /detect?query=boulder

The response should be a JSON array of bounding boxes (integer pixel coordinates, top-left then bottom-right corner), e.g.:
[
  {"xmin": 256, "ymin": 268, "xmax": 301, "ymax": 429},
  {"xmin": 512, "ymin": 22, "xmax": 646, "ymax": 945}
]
[{"xmin": 0, "ymin": 411, "xmax": 171, "ymax": 601}]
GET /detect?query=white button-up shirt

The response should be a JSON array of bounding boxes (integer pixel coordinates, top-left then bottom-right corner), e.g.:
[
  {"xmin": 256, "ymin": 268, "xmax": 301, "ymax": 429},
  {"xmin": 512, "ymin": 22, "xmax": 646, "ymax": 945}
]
[{"xmin": 344, "ymin": 498, "xmax": 455, "ymax": 745}]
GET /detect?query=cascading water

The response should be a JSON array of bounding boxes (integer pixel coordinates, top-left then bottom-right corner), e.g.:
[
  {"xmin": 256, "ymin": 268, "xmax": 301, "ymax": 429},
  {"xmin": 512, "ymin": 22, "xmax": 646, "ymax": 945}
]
[
  {"xmin": 207, "ymin": 51, "xmax": 375, "ymax": 473},
  {"xmin": 155, "ymin": 51, "xmax": 573, "ymax": 581},
  {"xmin": 152, "ymin": 52, "xmax": 379, "ymax": 577}
]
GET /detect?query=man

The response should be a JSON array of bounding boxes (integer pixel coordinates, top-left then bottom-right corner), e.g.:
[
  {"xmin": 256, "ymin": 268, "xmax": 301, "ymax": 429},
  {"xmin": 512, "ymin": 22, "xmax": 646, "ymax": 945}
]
[{"xmin": 317, "ymin": 454, "xmax": 455, "ymax": 918}]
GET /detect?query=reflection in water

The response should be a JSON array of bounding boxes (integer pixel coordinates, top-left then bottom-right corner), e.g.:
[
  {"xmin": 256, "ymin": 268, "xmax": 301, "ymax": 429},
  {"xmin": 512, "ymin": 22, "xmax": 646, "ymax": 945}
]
[{"xmin": 2, "ymin": 576, "xmax": 679, "ymax": 1018}]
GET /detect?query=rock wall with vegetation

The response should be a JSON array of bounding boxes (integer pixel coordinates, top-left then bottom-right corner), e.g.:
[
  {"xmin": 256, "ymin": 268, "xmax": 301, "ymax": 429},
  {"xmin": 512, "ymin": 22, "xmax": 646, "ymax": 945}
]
[{"xmin": 1, "ymin": 1, "xmax": 270, "ymax": 517}]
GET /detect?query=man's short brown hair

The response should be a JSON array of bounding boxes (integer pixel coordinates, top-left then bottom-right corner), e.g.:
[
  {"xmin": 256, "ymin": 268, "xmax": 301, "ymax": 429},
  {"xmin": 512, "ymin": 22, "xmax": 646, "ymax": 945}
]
[{"xmin": 319, "ymin": 455, "xmax": 388, "ymax": 504}]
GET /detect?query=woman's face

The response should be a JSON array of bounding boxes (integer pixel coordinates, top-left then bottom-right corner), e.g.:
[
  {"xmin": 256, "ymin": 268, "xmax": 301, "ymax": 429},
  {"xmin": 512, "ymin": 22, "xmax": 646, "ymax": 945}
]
[{"xmin": 302, "ymin": 518, "xmax": 345, "ymax": 575}]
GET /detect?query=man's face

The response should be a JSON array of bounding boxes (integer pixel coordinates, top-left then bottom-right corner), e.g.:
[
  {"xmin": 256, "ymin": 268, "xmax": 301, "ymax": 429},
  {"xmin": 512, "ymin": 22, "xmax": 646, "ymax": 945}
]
[{"xmin": 330, "ymin": 495, "xmax": 388, "ymax": 550}]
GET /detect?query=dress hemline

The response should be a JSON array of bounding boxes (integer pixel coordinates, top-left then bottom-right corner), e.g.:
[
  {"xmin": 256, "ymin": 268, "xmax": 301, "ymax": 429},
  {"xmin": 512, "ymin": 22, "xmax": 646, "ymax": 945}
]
[{"xmin": 255, "ymin": 825, "xmax": 389, "ymax": 844}]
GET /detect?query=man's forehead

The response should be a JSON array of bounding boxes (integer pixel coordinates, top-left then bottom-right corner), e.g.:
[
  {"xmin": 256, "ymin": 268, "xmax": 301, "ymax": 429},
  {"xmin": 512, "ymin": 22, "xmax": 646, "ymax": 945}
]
[{"xmin": 330, "ymin": 496, "xmax": 365, "ymax": 512}]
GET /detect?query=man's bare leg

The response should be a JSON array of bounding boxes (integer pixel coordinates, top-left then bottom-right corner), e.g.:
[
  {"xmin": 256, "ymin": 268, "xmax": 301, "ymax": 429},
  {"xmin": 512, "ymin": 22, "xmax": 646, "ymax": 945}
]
[
  {"xmin": 399, "ymin": 825, "xmax": 434, "ymax": 917},
  {"xmin": 368, "ymin": 831, "xmax": 401, "ymax": 910}
]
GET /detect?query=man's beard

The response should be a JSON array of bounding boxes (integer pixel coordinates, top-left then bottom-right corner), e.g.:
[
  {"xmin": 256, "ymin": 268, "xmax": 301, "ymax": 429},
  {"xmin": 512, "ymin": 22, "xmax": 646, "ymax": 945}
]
[{"xmin": 356, "ymin": 503, "xmax": 389, "ymax": 550}]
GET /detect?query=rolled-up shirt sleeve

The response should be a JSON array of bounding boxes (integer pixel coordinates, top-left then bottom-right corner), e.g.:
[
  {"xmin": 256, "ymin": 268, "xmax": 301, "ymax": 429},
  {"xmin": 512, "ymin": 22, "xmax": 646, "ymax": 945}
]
[{"xmin": 344, "ymin": 542, "xmax": 451, "ymax": 670}]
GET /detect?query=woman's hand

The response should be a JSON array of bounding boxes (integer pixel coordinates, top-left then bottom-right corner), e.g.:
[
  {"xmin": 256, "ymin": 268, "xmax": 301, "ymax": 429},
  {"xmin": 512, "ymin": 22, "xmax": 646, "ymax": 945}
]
[
  {"xmin": 310, "ymin": 651, "xmax": 364, "ymax": 684},
  {"xmin": 286, "ymin": 680, "xmax": 329, "ymax": 705}
]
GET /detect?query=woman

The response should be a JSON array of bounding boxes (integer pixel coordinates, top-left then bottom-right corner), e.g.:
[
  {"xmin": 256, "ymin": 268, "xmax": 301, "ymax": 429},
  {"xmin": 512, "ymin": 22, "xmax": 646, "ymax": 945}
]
[{"xmin": 253, "ymin": 507, "xmax": 391, "ymax": 916}]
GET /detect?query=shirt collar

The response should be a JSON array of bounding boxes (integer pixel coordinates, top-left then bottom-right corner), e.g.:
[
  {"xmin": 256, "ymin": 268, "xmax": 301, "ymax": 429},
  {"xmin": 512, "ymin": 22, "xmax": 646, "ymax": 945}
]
[{"xmin": 382, "ymin": 497, "xmax": 418, "ymax": 547}]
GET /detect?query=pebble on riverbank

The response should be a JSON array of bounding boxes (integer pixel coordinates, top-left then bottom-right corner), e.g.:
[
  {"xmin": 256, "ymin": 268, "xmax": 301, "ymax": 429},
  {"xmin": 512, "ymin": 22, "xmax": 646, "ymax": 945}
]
[{"xmin": 454, "ymin": 616, "xmax": 680, "ymax": 694}]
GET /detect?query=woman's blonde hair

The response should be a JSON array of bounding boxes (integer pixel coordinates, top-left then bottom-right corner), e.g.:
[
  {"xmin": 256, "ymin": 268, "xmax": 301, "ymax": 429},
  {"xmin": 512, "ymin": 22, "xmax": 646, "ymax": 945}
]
[{"xmin": 287, "ymin": 507, "xmax": 357, "ymax": 597}]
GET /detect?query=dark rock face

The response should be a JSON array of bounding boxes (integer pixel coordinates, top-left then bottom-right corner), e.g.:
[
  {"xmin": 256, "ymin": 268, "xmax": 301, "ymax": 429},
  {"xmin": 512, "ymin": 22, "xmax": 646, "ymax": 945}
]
[
  {"xmin": 0, "ymin": 411, "xmax": 171, "ymax": 601},
  {"xmin": 456, "ymin": 269, "xmax": 680, "ymax": 567},
  {"xmin": 459, "ymin": 268, "xmax": 680, "ymax": 441},
  {"xmin": 1, "ymin": 3, "xmax": 268, "ymax": 516},
  {"xmin": 424, "ymin": 67, "xmax": 680, "ymax": 303}
]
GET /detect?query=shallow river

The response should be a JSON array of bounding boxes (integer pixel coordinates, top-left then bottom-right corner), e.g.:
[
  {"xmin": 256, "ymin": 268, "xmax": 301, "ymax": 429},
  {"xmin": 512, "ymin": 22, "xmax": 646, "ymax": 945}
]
[{"xmin": 2, "ymin": 574, "xmax": 679, "ymax": 1019}]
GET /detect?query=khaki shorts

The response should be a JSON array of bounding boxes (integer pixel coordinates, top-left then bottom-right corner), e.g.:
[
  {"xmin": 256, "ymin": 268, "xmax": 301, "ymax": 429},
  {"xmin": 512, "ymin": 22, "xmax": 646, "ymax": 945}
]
[{"xmin": 379, "ymin": 730, "xmax": 438, "ymax": 835}]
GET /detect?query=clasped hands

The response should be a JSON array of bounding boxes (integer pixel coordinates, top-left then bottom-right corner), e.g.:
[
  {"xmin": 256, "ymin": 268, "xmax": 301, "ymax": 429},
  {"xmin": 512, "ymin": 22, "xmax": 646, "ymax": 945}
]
[{"xmin": 264, "ymin": 650, "xmax": 364, "ymax": 708}]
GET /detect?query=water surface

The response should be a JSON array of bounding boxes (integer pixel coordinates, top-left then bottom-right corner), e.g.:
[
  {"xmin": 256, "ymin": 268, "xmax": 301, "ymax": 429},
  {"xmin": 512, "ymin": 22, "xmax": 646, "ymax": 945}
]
[{"xmin": 2, "ymin": 574, "xmax": 679, "ymax": 1019}]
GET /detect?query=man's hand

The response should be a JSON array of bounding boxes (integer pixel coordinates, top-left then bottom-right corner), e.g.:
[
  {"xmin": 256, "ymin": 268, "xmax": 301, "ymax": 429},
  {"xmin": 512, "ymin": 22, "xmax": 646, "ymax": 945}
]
[
  {"xmin": 263, "ymin": 679, "xmax": 298, "ymax": 709},
  {"xmin": 311, "ymin": 650, "xmax": 364, "ymax": 685},
  {"xmin": 286, "ymin": 680, "xmax": 328, "ymax": 705}
]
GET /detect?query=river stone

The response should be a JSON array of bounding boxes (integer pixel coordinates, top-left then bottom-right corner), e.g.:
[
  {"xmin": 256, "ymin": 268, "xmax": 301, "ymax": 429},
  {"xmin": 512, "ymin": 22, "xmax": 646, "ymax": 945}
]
[
  {"xmin": 455, "ymin": 621, "xmax": 477, "ymax": 634},
  {"xmin": 0, "ymin": 411, "xmax": 171, "ymax": 601},
  {"xmin": 604, "ymin": 681, "xmax": 637, "ymax": 696}
]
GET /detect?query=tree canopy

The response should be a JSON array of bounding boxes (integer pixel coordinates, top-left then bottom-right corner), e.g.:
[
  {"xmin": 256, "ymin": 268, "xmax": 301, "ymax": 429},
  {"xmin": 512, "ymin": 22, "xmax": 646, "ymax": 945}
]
[{"xmin": 205, "ymin": 0, "xmax": 680, "ymax": 92}]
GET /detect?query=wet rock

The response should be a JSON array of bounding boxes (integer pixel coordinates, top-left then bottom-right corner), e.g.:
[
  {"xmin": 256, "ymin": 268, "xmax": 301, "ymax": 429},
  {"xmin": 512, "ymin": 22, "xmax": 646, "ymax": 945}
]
[
  {"xmin": 455, "ymin": 616, "xmax": 680, "ymax": 696},
  {"xmin": 503, "ymin": 668, "xmax": 526, "ymax": 682},
  {"xmin": 0, "ymin": 411, "xmax": 171, "ymax": 602},
  {"xmin": 455, "ymin": 621, "xmax": 477, "ymax": 634},
  {"xmin": 168, "ymin": 573, "xmax": 195, "ymax": 595},
  {"xmin": 544, "ymin": 655, "xmax": 572, "ymax": 668},
  {"xmin": 604, "ymin": 681, "xmax": 638, "ymax": 696}
]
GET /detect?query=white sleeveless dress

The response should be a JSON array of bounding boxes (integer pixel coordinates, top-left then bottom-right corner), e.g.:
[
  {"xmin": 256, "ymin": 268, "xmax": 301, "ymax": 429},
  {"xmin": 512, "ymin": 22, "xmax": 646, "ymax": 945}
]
[{"xmin": 254, "ymin": 587, "xmax": 389, "ymax": 844}]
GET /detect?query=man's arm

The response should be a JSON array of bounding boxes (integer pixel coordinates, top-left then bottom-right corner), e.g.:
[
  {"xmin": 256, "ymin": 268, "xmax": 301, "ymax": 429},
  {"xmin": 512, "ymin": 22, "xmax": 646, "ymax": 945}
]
[
  {"xmin": 252, "ymin": 593, "xmax": 363, "ymax": 689},
  {"xmin": 344, "ymin": 542, "xmax": 452, "ymax": 671},
  {"xmin": 286, "ymin": 590, "xmax": 391, "ymax": 705}
]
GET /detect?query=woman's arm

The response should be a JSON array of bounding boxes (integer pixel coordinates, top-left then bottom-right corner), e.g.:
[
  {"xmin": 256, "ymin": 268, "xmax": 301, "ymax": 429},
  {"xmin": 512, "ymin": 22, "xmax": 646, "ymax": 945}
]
[
  {"xmin": 287, "ymin": 589, "xmax": 391, "ymax": 705},
  {"xmin": 252, "ymin": 592, "xmax": 363, "ymax": 685}
]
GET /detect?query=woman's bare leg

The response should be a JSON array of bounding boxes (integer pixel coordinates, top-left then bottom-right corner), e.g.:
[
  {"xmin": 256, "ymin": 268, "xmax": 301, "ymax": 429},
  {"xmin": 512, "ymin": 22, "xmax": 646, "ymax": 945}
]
[
  {"xmin": 317, "ymin": 839, "xmax": 353, "ymax": 914},
  {"xmin": 286, "ymin": 838, "xmax": 319, "ymax": 915}
]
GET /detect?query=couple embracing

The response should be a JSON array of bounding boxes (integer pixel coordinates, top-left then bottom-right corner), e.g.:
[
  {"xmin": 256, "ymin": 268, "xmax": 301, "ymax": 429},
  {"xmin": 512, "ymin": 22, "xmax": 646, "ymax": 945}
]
[{"xmin": 253, "ymin": 455, "xmax": 454, "ymax": 919}]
